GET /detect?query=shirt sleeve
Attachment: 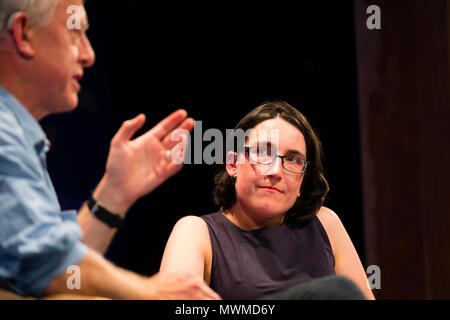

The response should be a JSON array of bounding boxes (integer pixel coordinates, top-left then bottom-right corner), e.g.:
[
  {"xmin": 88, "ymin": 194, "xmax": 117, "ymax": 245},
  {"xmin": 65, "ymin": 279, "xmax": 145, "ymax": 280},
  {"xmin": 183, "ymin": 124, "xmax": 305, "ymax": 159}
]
[{"xmin": 0, "ymin": 112, "xmax": 87, "ymax": 298}]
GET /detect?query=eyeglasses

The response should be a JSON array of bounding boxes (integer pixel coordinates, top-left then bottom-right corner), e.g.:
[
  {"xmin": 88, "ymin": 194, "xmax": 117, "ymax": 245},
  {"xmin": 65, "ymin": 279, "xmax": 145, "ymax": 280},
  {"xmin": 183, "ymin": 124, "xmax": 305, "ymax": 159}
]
[{"xmin": 244, "ymin": 146, "xmax": 308, "ymax": 174}]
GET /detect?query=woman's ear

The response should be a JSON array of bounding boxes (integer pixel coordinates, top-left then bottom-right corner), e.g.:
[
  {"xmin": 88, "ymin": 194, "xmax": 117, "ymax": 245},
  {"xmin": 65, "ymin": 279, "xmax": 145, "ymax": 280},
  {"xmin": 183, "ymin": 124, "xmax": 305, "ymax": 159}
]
[
  {"xmin": 225, "ymin": 151, "xmax": 238, "ymax": 178},
  {"xmin": 9, "ymin": 12, "xmax": 35, "ymax": 58}
]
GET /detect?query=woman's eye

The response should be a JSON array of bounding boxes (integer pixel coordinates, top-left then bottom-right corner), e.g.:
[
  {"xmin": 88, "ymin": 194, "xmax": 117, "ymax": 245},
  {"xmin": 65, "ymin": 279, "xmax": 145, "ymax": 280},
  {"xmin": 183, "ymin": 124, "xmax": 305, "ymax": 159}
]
[
  {"xmin": 286, "ymin": 156, "xmax": 301, "ymax": 164},
  {"xmin": 256, "ymin": 146, "xmax": 274, "ymax": 157},
  {"xmin": 257, "ymin": 147, "xmax": 268, "ymax": 154}
]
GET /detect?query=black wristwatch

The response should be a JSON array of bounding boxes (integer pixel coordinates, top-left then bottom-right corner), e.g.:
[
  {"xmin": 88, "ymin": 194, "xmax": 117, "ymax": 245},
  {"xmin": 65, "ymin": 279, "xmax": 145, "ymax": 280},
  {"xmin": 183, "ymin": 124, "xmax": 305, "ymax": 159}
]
[{"xmin": 87, "ymin": 196, "xmax": 124, "ymax": 228}]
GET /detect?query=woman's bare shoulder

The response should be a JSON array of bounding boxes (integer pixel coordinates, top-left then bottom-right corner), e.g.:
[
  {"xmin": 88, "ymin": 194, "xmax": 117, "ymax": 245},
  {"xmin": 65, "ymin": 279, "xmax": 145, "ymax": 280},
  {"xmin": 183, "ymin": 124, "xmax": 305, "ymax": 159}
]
[
  {"xmin": 176, "ymin": 215, "xmax": 207, "ymax": 225},
  {"xmin": 172, "ymin": 215, "xmax": 209, "ymax": 236},
  {"xmin": 164, "ymin": 215, "xmax": 211, "ymax": 257},
  {"xmin": 316, "ymin": 206, "xmax": 341, "ymax": 227},
  {"xmin": 315, "ymin": 206, "xmax": 348, "ymax": 244}
]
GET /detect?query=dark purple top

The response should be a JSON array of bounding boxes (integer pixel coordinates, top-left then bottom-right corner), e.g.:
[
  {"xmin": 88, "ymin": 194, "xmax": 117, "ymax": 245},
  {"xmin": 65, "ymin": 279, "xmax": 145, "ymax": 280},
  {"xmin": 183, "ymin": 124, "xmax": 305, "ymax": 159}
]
[{"xmin": 201, "ymin": 211, "xmax": 335, "ymax": 299}]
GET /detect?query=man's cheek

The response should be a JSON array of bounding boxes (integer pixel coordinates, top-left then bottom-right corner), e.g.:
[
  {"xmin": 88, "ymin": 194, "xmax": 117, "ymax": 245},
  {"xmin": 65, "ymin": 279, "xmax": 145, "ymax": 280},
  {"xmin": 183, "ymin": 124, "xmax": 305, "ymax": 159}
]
[{"xmin": 69, "ymin": 44, "xmax": 79, "ymax": 59}]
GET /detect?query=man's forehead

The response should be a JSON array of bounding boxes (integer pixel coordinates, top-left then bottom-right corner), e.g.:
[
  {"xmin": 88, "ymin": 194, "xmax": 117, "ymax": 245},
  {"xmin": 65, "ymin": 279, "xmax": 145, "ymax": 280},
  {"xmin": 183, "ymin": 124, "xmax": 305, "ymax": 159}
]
[
  {"xmin": 61, "ymin": 0, "xmax": 85, "ymax": 7},
  {"xmin": 57, "ymin": 2, "xmax": 89, "ymax": 29}
]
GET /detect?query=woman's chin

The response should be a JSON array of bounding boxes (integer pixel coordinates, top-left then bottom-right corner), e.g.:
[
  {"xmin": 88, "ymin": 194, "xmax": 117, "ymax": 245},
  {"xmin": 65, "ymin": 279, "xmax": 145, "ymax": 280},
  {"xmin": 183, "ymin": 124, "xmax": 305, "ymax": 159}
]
[
  {"xmin": 252, "ymin": 202, "xmax": 285, "ymax": 217},
  {"xmin": 239, "ymin": 196, "xmax": 292, "ymax": 218}
]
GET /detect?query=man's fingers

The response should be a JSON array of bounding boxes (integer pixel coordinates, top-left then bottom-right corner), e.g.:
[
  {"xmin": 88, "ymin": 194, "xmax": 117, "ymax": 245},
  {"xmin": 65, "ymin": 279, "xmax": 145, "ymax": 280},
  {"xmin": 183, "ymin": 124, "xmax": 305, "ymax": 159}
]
[
  {"xmin": 166, "ymin": 133, "xmax": 188, "ymax": 164},
  {"xmin": 164, "ymin": 158, "xmax": 185, "ymax": 177},
  {"xmin": 162, "ymin": 118, "xmax": 194, "ymax": 149},
  {"xmin": 192, "ymin": 281, "xmax": 221, "ymax": 300},
  {"xmin": 114, "ymin": 114, "xmax": 146, "ymax": 143},
  {"xmin": 149, "ymin": 109, "xmax": 188, "ymax": 141},
  {"xmin": 201, "ymin": 285, "xmax": 222, "ymax": 300}
]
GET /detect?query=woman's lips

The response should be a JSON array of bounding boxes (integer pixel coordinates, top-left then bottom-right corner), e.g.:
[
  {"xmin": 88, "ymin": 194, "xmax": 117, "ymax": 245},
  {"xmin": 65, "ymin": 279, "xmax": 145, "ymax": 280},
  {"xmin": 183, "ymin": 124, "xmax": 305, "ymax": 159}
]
[{"xmin": 259, "ymin": 186, "xmax": 282, "ymax": 193}]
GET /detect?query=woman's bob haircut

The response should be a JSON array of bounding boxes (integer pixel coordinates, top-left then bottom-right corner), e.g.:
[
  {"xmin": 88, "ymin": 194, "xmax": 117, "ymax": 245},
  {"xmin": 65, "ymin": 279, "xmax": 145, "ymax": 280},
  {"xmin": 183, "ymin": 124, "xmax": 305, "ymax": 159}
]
[{"xmin": 212, "ymin": 100, "xmax": 329, "ymax": 224}]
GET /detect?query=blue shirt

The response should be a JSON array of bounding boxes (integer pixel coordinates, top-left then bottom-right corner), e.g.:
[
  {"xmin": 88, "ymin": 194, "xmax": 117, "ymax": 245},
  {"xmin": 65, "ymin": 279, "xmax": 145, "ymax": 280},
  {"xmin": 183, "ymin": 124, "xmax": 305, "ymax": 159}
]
[{"xmin": 0, "ymin": 85, "xmax": 87, "ymax": 297}]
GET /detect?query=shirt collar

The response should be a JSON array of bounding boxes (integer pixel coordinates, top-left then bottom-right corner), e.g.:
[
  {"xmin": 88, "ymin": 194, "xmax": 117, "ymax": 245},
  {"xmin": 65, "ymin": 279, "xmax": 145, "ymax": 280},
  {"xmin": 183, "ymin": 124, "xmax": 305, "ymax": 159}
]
[{"xmin": 0, "ymin": 85, "xmax": 50, "ymax": 153}]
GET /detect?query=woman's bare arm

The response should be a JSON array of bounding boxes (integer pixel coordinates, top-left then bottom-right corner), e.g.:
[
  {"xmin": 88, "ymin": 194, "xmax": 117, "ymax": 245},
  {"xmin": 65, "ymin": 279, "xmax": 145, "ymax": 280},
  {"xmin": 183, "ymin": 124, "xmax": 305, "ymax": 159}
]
[
  {"xmin": 160, "ymin": 216, "xmax": 213, "ymax": 284},
  {"xmin": 317, "ymin": 207, "xmax": 376, "ymax": 300}
]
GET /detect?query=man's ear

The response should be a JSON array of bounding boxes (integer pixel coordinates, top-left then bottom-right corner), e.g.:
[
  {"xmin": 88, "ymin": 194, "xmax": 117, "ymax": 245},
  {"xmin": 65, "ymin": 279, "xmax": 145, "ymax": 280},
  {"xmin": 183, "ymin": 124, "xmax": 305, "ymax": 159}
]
[
  {"xmin": 9, "ymin": 12, "xmax": 35, "ymax": 58},
  {"xmin": 225, "ymin": 151, "xmax": 238, "ymax": 177}
]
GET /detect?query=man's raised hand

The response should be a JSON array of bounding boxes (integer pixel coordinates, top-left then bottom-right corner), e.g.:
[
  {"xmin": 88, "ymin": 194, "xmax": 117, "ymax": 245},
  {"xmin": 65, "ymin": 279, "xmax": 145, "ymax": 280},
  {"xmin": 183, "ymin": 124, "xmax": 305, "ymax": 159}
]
[{"xmin": 93, "ymin": 110, "xmax": 194, "ymax": 215}]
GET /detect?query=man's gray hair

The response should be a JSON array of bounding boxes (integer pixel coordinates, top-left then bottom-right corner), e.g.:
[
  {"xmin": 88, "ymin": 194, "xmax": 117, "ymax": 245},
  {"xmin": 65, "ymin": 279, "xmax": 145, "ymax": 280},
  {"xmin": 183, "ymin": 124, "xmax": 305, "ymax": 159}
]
[{"xmin": 0, "ymin": 0, "xmax": 62, "ymax": 40}]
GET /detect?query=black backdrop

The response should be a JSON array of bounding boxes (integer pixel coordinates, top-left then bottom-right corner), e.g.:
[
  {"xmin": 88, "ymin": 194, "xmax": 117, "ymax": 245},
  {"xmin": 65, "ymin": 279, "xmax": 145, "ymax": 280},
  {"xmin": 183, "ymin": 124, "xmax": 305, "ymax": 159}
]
[{"xmin": 41, "ymin": 1, "xmax": 363, "ymax": 276}]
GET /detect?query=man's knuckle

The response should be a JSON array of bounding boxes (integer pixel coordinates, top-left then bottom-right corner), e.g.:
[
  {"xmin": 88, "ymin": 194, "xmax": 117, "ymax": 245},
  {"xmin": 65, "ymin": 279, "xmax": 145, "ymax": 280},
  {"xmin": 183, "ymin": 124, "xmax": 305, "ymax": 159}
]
[{"xmin": 110, "ymin": 136, "xmax": 119, "ymax": 145}]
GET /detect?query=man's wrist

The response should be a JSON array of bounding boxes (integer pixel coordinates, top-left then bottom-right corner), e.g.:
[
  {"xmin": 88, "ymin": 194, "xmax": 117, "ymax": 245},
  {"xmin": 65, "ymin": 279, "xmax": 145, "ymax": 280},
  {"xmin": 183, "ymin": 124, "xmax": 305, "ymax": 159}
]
[
  {"xmin": 87, "ymin": 196, "xmax": 124, "ymax": 228},
  {"xmin": 92, "ymin": 176, "xmax": 133, "ymax": 217}
]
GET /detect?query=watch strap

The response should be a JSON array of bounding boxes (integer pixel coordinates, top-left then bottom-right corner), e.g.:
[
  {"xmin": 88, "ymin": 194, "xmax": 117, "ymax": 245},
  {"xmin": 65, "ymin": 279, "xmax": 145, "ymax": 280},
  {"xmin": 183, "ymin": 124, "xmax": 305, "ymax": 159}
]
[{"xmin": 87, "ymin": 196, "xmax": 124, "ymax": 228}]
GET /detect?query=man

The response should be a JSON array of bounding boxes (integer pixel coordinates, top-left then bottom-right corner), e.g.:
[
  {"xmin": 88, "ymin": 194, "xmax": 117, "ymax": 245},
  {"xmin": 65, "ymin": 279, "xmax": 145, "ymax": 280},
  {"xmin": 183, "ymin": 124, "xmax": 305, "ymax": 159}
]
[{"xmin": 0, "ymin": 0, "xmax": 220, "ymax": 299}]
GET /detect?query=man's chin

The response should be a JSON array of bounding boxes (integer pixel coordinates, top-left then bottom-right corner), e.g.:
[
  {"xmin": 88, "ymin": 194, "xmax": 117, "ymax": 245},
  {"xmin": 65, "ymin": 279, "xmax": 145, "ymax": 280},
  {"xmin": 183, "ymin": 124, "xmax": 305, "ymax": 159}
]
[
  {"xmin": 53, "ymin": 97, "xmax": 79, "ymax": 115},
  {"xmin": 66, "ymin": 93, "xmax": 80, "ymax": 111}
]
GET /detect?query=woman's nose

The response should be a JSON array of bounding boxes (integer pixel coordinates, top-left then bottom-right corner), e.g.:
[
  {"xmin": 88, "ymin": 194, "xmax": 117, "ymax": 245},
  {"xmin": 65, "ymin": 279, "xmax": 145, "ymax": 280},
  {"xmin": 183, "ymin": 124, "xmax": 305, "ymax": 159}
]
[{"xmin": 257, "ymin": 157, "xmax": 283, "ymax": 176}]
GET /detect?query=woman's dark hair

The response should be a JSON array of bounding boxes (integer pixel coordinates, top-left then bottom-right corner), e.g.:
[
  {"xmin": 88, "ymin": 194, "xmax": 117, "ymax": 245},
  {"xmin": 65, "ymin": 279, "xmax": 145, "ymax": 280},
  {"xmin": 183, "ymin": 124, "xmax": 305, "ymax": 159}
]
[{"xmin": 212, "ymin": 100, "xmax": 329, "ymax": 224}]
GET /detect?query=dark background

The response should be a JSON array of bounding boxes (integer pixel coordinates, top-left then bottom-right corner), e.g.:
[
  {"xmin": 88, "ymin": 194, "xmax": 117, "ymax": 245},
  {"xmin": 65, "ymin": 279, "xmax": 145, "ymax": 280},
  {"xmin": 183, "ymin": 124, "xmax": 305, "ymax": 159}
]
[{"xmin": 41, "ymin": 1, "xmax": 363, "ymax": 276}]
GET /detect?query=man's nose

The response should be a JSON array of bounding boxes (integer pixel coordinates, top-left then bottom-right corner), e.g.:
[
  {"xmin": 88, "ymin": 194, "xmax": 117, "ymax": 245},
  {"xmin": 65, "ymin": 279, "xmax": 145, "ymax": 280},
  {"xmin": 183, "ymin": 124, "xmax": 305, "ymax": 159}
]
[{"xmin": 79, "ymin": 35, "xmax": 96, "ymax": 68}]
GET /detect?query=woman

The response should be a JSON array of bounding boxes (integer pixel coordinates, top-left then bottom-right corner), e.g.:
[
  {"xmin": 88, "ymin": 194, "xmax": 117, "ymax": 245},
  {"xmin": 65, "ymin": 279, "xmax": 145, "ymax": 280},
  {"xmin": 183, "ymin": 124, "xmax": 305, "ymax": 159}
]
[{"xmin": 160, "ymin": 100, "xmax": 375, "ymax": 300}]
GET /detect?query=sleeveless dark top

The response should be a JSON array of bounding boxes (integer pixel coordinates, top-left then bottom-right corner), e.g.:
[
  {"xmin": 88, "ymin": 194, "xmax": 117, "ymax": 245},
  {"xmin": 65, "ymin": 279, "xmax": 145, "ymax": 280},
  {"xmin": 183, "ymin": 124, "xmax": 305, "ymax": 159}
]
[{"xmin": 201, "ymin": 211, "xmax": 335, "ymax": 299}]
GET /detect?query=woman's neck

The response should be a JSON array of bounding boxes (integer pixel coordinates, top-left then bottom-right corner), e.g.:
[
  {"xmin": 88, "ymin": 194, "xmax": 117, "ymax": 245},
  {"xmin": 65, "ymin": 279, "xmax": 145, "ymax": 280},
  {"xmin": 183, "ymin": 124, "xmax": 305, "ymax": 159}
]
[{"xmin": 221, "ymin": 202, "xmax": 285, "ymax": 230}]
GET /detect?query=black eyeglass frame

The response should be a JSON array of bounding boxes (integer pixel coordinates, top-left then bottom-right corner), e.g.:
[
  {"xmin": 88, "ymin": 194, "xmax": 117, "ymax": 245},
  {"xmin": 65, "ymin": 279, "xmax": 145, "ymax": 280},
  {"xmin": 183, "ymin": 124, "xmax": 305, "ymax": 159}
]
[{"xmin": 243, "ymin": 146, "xmax": 308, "ymax": 174}]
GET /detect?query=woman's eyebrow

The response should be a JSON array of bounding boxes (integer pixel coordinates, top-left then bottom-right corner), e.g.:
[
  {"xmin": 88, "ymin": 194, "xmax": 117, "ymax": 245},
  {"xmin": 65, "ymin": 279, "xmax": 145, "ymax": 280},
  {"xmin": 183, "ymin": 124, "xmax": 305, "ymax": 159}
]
[
  {"xmin": 286, "ymin": 149, "xmax": 306, "ymax": 159},
  {"xmin": 249, "ymin": 140, "xmax": 275, "ymax": 146}
]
